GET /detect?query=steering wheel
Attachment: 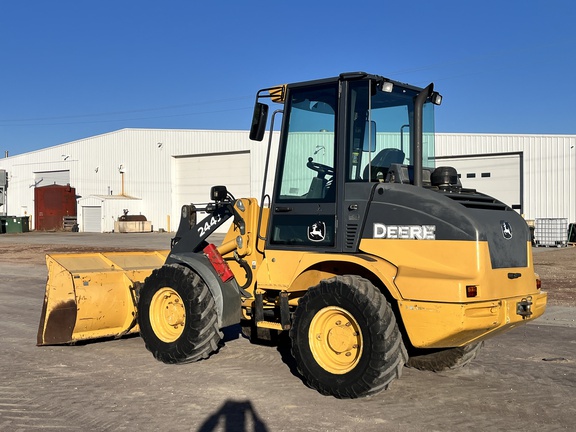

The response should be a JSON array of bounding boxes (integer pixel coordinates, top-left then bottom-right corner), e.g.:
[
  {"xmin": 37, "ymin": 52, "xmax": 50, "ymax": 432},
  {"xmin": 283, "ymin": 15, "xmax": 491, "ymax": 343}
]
[{"xmin": 307, "ymin": 157, "xmax": 334, "ymax": 179}]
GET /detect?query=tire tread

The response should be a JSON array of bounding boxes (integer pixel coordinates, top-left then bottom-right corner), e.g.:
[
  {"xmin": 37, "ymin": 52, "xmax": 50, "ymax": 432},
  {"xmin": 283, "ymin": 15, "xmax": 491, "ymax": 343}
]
[
  {"xmin": 406, "ymin": 341, "xmax": 484, "ymax": 372},
  {"xmin": 290, "ymin": 275, "xmax": 406, "ymax": 398},
  {"xmin": 138, "ymin": 264, "xmax": 221, "ymax": 364}
]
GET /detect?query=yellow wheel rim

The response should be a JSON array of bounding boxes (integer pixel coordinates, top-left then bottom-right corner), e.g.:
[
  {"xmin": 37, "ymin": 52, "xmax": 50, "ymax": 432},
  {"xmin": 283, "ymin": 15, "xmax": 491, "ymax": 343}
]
[
  {"xmin": 308, "ymin": 306, "xmax": 363, "ymax": 374},
  {"xmin": 149, "ymin": 287, "xmax": 186, "ymax": 343}
]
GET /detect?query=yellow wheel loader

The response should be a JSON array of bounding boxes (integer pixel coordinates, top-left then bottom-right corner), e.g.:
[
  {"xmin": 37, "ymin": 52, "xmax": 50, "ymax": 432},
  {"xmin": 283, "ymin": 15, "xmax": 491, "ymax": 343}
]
[{"xmin": 38, "ymin": 72, "xmax": 547, "ymax": 398}]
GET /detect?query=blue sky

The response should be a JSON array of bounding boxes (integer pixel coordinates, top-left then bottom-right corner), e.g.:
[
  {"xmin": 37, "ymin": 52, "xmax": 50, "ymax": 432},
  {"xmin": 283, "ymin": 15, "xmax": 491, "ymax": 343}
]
[{"xmin": 1, "ymin": 1, "xmax": 575, "ymax": 156}]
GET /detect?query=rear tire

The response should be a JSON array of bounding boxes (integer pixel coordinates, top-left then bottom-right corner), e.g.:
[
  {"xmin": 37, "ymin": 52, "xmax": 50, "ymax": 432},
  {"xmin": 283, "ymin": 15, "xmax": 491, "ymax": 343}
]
[
  {"xmin": 290, "ymin": 275, "xmax": 406, "ymax": 398},
  {"xmin": 138, "ymin": 264, "xmax": 221, "ymax": 364},
  {"xmin": 406, "ymin": 342, "xmax": 484, "ymax": 372}
]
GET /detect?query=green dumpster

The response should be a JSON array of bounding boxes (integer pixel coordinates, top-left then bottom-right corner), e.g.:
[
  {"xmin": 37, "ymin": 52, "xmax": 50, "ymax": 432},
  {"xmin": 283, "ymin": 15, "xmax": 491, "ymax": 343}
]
[{"xmin": 1, "ymin": 216, "xmax": 30, "ymax": 233}]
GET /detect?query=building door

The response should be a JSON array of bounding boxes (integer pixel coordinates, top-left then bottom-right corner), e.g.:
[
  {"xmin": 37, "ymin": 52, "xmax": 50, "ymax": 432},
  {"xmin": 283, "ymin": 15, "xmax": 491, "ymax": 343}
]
[
  {"xmin": 435, "ymin": 153, "xmax": 523, "ymax": 213},
  {"xmin": 173, "ymin": 152, "xmax": 251, "ymax": 233},
  {"xmin": 82, "ymin": 206, "xmax": 102, "ymax": 232}
]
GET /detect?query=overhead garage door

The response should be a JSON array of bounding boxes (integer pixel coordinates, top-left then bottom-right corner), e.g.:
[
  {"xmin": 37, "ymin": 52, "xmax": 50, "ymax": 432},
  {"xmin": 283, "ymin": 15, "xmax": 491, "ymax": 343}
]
[
  {"xmin": 174, "ymin": 152, "xmax": 251, "ymax": 233},
  {"xmin": 82, "ymin": 206, "xmax": 102, "ymax": 232},
  {"xmin": 435, "ymin": 153, "xmax": 523, "ymax": 213}
]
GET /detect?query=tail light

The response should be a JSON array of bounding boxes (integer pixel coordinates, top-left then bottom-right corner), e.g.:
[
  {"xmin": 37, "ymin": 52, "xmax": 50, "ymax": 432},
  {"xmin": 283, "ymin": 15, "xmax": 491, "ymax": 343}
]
[
  {"xmin": 204, "ymin": 243, "xmax": 234, "ymax": 283},
  {"xmin": 466, "ymin": 285, "xmax": 478, "ymax": 298}
]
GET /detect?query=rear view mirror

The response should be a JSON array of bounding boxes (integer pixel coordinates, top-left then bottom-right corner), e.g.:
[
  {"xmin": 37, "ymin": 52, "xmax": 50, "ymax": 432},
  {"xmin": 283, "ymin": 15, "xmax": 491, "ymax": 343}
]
[
  {"xmin": 249, "ymin": 102, "xmax": 269, "ymax": 141},
  {"xmin": 363, "ymin": 120, "xmax": 376, "ymax": 152}
]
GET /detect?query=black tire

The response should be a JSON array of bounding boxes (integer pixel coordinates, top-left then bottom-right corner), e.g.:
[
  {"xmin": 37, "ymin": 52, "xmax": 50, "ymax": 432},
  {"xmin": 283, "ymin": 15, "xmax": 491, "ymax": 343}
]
[
  {"xmin": 289, "ymin": 275, "xmax": 407, "ymax": 398},
  {"xmin": 406, "ymin": 342, "xmax": 484, "ymax": 372},
  {"xmin": 138, "ymin": 263, "xmax": 221, "ymax": 364}
]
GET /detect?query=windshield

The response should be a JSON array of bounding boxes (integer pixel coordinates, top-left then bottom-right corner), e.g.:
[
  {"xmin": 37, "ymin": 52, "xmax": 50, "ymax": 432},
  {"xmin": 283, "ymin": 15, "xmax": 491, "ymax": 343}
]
[
  {"xmin": 347, "ymin": 80, "xmax": 436, "ymax": 181},
  {"xmin": 273, "ymin": 78, "xmax": 438, "ymax": 198}
]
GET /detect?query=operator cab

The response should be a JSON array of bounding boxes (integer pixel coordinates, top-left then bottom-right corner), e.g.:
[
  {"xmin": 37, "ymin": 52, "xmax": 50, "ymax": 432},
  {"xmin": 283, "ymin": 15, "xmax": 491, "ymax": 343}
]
[{"xmin": 250, "ymin": 72, "xmax": 443, "ymax": 252}]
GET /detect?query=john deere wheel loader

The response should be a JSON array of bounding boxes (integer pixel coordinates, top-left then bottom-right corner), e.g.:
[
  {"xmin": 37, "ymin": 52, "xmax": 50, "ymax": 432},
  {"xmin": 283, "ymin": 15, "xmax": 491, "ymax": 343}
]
[{"xmin": 38, "ymin": 72, "xmax": 546, "ymax": 398}]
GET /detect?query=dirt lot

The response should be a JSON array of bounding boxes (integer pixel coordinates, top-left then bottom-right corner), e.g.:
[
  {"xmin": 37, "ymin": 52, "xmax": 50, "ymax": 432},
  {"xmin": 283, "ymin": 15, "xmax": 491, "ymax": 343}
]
[
  {"xmin": 0, "ymin": 232, "xmax": 575, "ymax": 431},
  {"xmin": 532, "ymin": 245, "xmax": 576, "ymax": 306}
]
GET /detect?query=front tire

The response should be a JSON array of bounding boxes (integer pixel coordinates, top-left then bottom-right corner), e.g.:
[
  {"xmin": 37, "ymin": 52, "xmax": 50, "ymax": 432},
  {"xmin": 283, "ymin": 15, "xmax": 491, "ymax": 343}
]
[
  {"xmin": 290, "ymin": 275, "xmax": 406, "ymax": 398},
  {"xmin": 138, "ymin": 264, "xmax": 221, "ymax": 364}
]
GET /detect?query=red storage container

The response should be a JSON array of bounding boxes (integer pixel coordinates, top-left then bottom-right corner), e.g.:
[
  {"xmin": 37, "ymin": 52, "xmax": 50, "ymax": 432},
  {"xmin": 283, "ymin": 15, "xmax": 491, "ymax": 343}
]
[{"xmin": 34, "ymin": 184, "xmax": 77, "ymax": 231}]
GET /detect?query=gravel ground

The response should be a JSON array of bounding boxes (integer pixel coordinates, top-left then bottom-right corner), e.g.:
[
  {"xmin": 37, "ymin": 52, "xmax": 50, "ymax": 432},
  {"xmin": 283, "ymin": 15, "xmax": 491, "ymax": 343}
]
[{"xmin": 532, "ymin": 245, "xmax": 576, "ymax": 306}]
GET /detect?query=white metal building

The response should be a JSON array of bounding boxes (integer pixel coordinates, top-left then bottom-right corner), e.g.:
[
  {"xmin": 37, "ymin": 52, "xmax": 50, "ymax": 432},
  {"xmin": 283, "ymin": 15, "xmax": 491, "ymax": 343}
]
[
  {"xmin": 0, "ymin": 129, "xmax": 279, "ymax": 232},
  {"xmin": 0, "ymin": 129, "xmax": 574, "ymax": 232},
  {"xmin": 435, "ymin": 133, "xmax": 576, "ymax": 222}
]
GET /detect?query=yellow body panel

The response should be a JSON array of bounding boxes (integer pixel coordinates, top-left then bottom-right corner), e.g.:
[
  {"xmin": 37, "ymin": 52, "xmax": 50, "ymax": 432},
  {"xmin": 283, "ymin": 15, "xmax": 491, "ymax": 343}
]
[
  {"xmin": 255, "ymin": 250, "xmax": 398, "ymax": 296},
  {"xmin": 360, "ymin": 239, "xmax": 539, "ymax": 303},
  {"xmin": 38, "ymin": 250, "xmax": 168, "ymax": 345},
  {"xmin": 221, "ymin": 198, "xmax": 268, "ymax": 295},
  {"xmin": 399, "ymin": 291, "xmax": 547, "ymax": 348}
]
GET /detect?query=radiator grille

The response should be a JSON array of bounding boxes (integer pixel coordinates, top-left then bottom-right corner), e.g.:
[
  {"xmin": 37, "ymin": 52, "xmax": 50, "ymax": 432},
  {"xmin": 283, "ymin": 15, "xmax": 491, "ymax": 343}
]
[{"xmin": 439, "ymin": 190, "xmax": 509, "ymax": 211}]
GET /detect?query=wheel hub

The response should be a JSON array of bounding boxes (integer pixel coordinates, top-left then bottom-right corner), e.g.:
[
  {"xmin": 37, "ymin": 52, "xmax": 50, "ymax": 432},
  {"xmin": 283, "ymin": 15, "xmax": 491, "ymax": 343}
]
[
  {"xmin": 327, "ymin": 324, "xmax": 356, "ymax": 353},
  {"xmin": 309, "ymin": 306, "xmax": 363, "ymax": 374},
  {"xmin": 149, "ymin": 287, "xmax": 186, "ymax": 343}
]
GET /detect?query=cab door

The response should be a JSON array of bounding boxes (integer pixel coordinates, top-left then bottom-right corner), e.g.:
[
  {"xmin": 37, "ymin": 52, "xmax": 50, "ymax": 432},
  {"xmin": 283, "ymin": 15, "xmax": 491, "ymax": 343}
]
[{"xmin": 266, "ymin": 82, "xmax": 338, "ymax": 252}]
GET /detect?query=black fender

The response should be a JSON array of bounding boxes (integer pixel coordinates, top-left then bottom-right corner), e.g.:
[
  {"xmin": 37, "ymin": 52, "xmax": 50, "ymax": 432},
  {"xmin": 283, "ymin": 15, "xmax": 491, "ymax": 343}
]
[{"xmin": 166, "ymin": 252, "xmax": 242, "ymax": 329}]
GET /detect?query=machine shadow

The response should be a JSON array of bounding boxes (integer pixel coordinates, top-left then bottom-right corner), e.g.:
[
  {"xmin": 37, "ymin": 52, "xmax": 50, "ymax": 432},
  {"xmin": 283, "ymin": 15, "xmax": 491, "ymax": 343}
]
[{"xmin": 196, "ymin": 399, "xmax": 268, "ymax": 432}]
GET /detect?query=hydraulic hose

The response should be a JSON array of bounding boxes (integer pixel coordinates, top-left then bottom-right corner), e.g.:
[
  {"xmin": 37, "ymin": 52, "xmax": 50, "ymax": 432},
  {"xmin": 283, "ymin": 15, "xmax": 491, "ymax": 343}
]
[{"xmin": 234, "ymin": 253, "xmax": 253, "ymax": 291}]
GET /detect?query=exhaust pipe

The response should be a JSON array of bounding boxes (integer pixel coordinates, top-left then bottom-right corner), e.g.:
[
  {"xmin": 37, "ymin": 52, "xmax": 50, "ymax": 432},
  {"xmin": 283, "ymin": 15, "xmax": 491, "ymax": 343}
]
[{"xmin": 413, "ymin": 83, "xmax": 435, "ymax": 187}]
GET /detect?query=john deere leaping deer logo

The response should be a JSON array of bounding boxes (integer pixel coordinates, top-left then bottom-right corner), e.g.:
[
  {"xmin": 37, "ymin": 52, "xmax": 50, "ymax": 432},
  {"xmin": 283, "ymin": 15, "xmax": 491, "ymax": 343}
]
[
  {"xmin": 308, "ymin": 221, "xmax": 326, "ymax": 242},
  {"xmin": 501, "ymin": 220, "xmax": 513, "ymax": 240}
]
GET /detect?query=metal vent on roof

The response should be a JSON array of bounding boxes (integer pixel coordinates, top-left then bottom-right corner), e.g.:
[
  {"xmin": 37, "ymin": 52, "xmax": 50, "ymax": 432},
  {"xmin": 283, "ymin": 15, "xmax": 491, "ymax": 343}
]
[{"xmin": 440, "ymin": 190, "xmax": 509, "ymax": 211}]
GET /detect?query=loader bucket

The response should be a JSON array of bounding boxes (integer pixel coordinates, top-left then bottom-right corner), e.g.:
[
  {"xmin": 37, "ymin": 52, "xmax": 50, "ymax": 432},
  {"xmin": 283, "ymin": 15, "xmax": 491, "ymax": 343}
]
[{"xmin": 37, "ymin": 250, "xmax": 169, "ymax": 346}]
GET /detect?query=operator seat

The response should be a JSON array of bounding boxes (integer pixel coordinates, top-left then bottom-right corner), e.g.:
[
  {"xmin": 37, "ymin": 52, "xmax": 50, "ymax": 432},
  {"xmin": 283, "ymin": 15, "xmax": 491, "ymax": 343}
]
[{"xmin": 363, "ymin": 148, "xmax": 405, "ymax": 181}]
